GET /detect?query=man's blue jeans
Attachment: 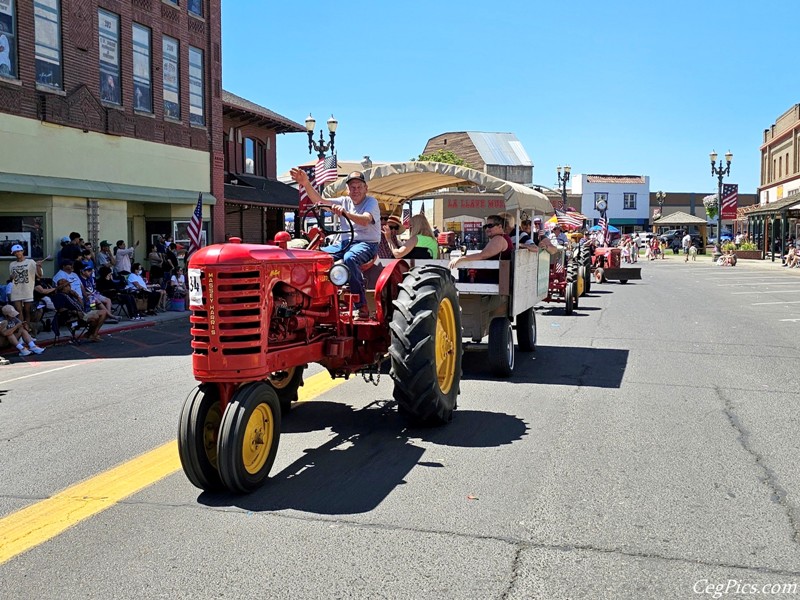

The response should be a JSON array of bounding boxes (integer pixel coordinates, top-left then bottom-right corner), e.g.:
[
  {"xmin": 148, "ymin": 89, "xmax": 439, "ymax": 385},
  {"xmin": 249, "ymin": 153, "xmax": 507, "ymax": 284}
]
[{"xmin": 324, "ymin": 241, "xmax": 379, "ymax": 308}]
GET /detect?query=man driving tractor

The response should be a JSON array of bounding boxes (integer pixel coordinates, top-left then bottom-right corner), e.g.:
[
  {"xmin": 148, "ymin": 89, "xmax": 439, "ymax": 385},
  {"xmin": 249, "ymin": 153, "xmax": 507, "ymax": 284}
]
[{"xmin": 290, "ymin": 168, "xmax": 380, "ymax": 320}]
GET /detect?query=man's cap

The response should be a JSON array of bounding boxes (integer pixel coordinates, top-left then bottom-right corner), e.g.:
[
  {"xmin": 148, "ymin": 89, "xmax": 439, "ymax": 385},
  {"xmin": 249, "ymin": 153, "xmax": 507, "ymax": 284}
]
[
  {"xmin": 386, "ymin": 214, "xmax": 405, "ymax": 234},
  {"xmin": 77, "ymin": 262, "xmax": 91, "ymax": 271},
  {"xmin": 553, "ymin": 225, "xmax": 562, "ymax": 230},
  {"xmin": 10, "ymin": 244, "xmax": 23, "ymax": 253},
  {"xmin": 2, "ymin": 305, "xmax": 18, "ymax": 318},
  {"xmin": 61, "ymin": 236, "xmax": 70, "ymax": 244},
  {"xmin": 345, "ymin": 171, "xmax": 366, "ymax": 185},
  {"xmin": 100, "ymin": 240, "xmax": 110, "ymax": 247},
  {"xmin": 533, "ymin": 217, "xmax": 542, "ymax": 222}
]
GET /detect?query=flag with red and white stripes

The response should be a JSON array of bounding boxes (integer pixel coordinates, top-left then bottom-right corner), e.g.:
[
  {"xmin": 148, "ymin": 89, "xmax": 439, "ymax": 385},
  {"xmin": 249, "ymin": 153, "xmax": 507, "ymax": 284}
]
[
  {"xmin": 314, "ymin": 154, "xmax": 338, "ymax": 188},
  {"xmin": 187, "ymin": 193, "xmax": 203, "ymax": 256},
  {"xmin": 721, "ymin": 183, "xmax": 738, "ymax": 220},
  {"xmin": 402, "ymin": 206, "xmax": 411, "ymax": 228},
  {"xmin": 599, "ymin": 217, "xmax": 609, "ymax": 245},
  {"xmin": 297, "ymin": 165, "xmax": 316, "ymax": 215},
  {"xmin": 555, "ymin": 208, "xmax": 585, "ymax": 230}
]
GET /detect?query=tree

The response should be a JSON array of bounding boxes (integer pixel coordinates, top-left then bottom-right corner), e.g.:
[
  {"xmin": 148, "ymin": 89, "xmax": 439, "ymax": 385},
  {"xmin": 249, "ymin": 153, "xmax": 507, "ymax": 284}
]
[{"xmin": 412, "ymin": 149, "xmax": 471, "ymax": 168}]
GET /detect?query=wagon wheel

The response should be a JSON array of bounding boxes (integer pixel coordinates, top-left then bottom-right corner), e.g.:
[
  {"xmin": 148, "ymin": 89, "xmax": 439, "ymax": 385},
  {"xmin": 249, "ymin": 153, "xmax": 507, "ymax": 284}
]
[
  {"xmin": 302, "ymin": 204, "xmax": 355, "ymax": 253},
  {"xmin": 488, "ymin": 317, "xmax": 514, "ymax": 377},
  {"xmin": 178, "ymin": 384, "xmax": 223, "ymax": 491},
  {"xmin": 516, "ymin": 308, "xmax": 537, "ymax": 353},
  {"xmin": 217, "ymin": 382, "xmax": 281, "ymax": 494}
]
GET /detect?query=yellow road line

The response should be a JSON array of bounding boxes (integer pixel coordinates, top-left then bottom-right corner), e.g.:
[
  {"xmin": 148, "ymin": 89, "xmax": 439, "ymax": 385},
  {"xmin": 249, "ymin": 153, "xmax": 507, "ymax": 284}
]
[{"xmin": 0, "ymin": 371, "xmax": 346, "ymax": 565}]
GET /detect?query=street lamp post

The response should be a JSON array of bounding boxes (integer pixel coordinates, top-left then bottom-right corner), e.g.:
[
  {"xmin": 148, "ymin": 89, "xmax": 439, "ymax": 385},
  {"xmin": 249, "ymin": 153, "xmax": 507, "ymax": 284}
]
[
  {"xmin": 596, "ymin": 198, "xmax": 608, "ymax": 246},
  {"xmin": 655, "ymin": 191, "xmax": 667, "ymax": 232},
  {"xmin": 297, "ymin": 113, "xmax": 338, "ymax": 236},
  {"xmin": 710, "ymin": 150, "xmax": 733, "ymax": 257},
  {"xmin": 556, "ymin": 165, "xmax": 571, "ymax": 209}
]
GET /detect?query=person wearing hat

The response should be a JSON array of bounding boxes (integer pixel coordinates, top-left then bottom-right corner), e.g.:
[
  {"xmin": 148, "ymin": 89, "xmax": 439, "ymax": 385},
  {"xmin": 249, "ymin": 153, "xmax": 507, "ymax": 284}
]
[
  {"xmin": 97, "ymin": 240, "xmax": 116, "ymax": 270},
  {"xmin": 8, "ymin": 243, "xmax": 44, "ymax": 327},
  {"xmin": 549, "ymin": 224, "xmax": 568, "ymax": 246},
  {"xmin": 1, "ymin": 304, "xmax": 44, "ymax": 356},
  {"xmin": 78, "ymin": 262, "xmax": 118, "ymax": 323},
  {"xmin": 377, "ymin": 214, "xmax": 401, "ymax": 259},
  {"xmin": 53, "ymin": 260, "xmax": 85, "ymax": 298},
  {"xmin": 382, "ymin": 213, "xmax": 439, "ymax": 259},
  {"xmin": 290, "ymin": 168, "xmax": 381, "ymax": 319}
]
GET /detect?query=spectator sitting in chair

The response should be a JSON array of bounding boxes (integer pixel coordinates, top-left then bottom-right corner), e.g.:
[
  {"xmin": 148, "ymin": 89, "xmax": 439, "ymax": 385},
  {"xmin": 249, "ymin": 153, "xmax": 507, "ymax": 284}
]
[
  {"xmin": 53, "ymin": 260, "xmax": 85, "ymax": 297},
  {"xmin": 78, "ymin": 262, "xmax": 118, "ymax": 324},
  {"xmin": 1, "ymin": 305, "xmax": 44, "ymax": 356},
  {"xmin": 169, "ymin": 267, "xmax": 187, "ymax": 298},
  {"xmin": 126, "ymin": 262, "xmax": 163, "ymax": 315},
  {"xmin": 97, "ymin": 266, "xmax": 140, "ymax": 320},
  {"xmin": 52, "ymin": 278, "xmax": 106, "ymax": 341}
]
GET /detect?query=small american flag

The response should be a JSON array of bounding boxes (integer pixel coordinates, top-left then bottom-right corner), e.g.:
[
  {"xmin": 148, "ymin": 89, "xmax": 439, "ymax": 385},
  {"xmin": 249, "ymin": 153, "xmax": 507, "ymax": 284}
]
[
  {"xmin": 554, "ymin": 260, "xmax": 564, "ymax": 274},
  {"xmin": 721, "ymin": 183, "xmax": 738, "ymax": 219},
  {"xmin": 297, "ymin": 165, "xmax": 316, "ymax": 215},
  {"xmin": 314, "ymin": 154, "xmax": 338, "ymax": 188},
  {"xmin": 187, "ymin": 193, "xmax": 203, "ymax": 256},
  {"xmin": 402, "ymin": 206, "xmax": 411, "ymax": 228},
  {"xmin": 555, "ymin": 208, "xmax": 584, "ymax": 230}
]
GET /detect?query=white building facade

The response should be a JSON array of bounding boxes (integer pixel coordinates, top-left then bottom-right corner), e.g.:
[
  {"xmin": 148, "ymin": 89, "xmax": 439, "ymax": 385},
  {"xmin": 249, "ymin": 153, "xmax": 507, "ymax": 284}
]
[{"xmin": 572, "ymin": 174, "xmax": 651, "ymax": 233}]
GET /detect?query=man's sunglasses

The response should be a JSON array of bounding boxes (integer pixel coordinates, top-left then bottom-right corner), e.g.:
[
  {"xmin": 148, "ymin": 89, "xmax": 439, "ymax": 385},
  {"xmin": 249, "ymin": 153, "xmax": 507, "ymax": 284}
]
[
  {"xmin": 483, "ymin": 222, "xmax": 500, "ymax": 230},
  {"xmin": 389, "ymin": 225, "xmax": 400, "ymax": 231}
]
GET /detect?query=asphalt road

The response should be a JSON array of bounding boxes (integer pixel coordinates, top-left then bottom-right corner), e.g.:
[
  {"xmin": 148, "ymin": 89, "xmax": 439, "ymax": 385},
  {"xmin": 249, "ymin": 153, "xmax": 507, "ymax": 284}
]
[{"xmin": 1, "ymin": 257, "xmax": 799, "ymax": 599}]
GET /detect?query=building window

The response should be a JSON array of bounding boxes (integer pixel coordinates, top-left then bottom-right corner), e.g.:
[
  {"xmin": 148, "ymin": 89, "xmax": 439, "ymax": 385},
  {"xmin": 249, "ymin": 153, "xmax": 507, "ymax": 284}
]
[
  {"xmin": 787, "ymin": 152, "xmax": 791, "ymax": 175},
  {"xmin": 188, "ymin": 46, "xmax": 204, "ymax": 126},
  {"xmin": 162, "ymin": 35, "xmax": 180, "ymax": 119},
  {"xmin": 188, "ymin": 0, "xmax": 203, "ymax": 17},
  {"xmin": 244, "ymin": 138, "xmax": 255, "ymax": 174},
  {"xmin": 98, "ymin": 9, "xmax": 120, "ymax": 104},
  {"xmin": 594, "ymin": 192, "xmax": 608, "ymax": 210},
  {"xmin": 34, "ymin": 0, "xmax": 62, "ymax": 89},
  {"xmin": 0, "ymin": 0, "xmax": 17, "ymax": 79},
  {"xmin": 623, "ymin": 193, "xmax": 636, "ymax": 210},
  {"xmin": 779, "ymin": 156, "xmax": 783, "ymax": 178},
  {"xmin": 132, "ymin": 23, "xmax": 152, "ymax": 112}
]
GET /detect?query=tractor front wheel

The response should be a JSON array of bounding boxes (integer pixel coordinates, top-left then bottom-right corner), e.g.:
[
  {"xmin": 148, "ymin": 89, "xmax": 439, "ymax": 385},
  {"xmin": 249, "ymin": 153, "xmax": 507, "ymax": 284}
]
[
  {"xmin": 217, "ymin": 382, "xmax": 281, "ymax": 494},
  {"xmin": 594, "ymin": 267, "xmax": 605, "ymax": 283},
  {"xmin": 267, "ymin": 365, "xmax": 305, "ymax": 416},
  {"xmin": 390, "ymin": 265, "xmax": 462, "ymax": 425},
  {"xmin": 488, "ymin": 317, "xmax": 514, "ymax": 377},
  {"xmin": 178, "ymin": 384, "xmax": 223, "ymax": 491},
  {"xmin": 571, "ymin": 280, "xmax": 579, "ymax": 309},
  {"xmin": 516, "ymin": 308, "xmax": 537, "ymax": 353}
]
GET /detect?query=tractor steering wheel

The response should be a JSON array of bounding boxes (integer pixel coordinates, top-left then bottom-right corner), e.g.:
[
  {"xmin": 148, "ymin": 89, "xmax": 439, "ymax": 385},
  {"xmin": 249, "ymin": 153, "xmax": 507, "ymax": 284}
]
[{"xmin": 302, "ymin": 204, "xmax": 355, "ymax": 253}]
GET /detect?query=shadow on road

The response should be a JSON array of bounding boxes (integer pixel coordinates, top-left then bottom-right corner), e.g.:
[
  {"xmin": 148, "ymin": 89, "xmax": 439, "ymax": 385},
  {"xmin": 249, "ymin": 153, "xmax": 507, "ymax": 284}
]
[
  {"xmin": 197, "ymin": 401, "xmax": 527, "ymax": 514},
  {"xmin": 461, "ymin": 345, "xmax": 629, "ymax": 388}
]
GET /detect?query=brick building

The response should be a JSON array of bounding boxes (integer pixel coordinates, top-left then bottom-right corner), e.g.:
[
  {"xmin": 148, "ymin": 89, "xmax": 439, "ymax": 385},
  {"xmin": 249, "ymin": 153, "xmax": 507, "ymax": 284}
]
[
  {"xmin": 0, "ymin": 0, "xmax": 222, "ymax": 274},
  {"xmin": 221, "ymin": 90, "xmax": 304, "ymax": 243}
]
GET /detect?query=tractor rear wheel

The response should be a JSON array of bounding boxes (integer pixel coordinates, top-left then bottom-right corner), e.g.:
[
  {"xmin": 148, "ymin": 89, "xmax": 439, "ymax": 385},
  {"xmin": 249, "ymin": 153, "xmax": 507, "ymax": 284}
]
[
  {"xmin": 488, "ymin": 317, "xmax": 514, "ymax": 377},
  {"xmin": 178, "ymin": 384, "xmax": 223, "ymax": 491},
  {"xmin": 516, "ymin": 308, "xmax": 536, "ymax": 353},
  {"xmin": 578, "ymin": 265, "xmax": 589, "ymax": 295},
  {"xmin": 217, "ymin": 382, "xmax": 281, "ymax": 493},
  {"xmin": 565, "ymin": 283, "xmax": 575, "ymax": 315},
  {"xmin": 267, "ymin": 365, "xmax": 305, "ymax": 416},
  {"xmin": 389, "ymin": 265, "xmax": 462, "ymax": 426}
]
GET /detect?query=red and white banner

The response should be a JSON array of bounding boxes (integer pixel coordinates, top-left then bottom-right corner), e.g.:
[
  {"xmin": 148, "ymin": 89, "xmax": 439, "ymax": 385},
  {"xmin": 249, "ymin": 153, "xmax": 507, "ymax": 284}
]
[{"xmin": 721, "ymin": 184, "xmax": 738, "ymax": 220}]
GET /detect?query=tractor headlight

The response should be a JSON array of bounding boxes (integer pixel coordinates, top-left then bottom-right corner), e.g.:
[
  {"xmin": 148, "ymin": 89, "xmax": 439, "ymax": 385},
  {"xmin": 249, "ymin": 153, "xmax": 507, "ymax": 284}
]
[{"xmin": 329, "ymin": 263, "xmax": 350, "ymax": 287}]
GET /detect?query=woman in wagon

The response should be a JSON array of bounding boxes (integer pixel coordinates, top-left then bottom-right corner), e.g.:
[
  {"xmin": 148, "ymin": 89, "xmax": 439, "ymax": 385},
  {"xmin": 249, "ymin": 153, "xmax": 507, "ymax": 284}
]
[{"xmin": 382, "ymin": 213, "xmax": 439, "ymax": 259}]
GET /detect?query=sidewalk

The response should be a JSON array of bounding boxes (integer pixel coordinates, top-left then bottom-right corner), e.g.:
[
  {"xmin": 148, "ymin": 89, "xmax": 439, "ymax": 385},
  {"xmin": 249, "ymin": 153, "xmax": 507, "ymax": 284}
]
[
  {"xmin": 642, "ymin": 250, "xmax": 800, "ymax": 273},
  {"xmin": 10, "ymin": 307, "xmax": 190, "ymax": 353}
]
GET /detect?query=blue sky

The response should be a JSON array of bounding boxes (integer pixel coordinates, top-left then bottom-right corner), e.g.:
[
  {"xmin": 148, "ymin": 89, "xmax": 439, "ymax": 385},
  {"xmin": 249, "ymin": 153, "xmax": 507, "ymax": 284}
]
[{"xmin": 221, "ymin": 0, "xmax": 792, "ymax": 195}]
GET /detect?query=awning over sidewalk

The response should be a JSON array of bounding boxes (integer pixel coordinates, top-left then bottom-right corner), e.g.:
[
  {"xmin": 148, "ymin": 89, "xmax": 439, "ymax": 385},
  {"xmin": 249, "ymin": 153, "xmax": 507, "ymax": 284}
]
[{"xmin": 0, "ymin": 172, "xmax": 216, "ymax": 204}]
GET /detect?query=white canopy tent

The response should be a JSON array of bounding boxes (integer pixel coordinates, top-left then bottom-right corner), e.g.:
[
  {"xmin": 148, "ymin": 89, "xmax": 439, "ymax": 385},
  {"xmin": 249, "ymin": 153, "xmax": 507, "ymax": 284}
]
[{"xmin": 324, "ymin": 161, "xmax": 554, "ymax": 217}]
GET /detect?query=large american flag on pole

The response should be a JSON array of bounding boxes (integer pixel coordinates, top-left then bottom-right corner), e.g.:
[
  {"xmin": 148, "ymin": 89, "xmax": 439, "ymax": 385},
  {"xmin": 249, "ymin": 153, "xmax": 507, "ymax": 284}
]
[
  {"xmin": 721, "ymin": 183, "xmax": 738, "ymax": 220},
  {"xmin": 187, "ymin": 193, "xmax": 203, "ymax": 256},
  {"xmin": 314, "ymin": 154, "xmax": 338, "ymax": 189}
]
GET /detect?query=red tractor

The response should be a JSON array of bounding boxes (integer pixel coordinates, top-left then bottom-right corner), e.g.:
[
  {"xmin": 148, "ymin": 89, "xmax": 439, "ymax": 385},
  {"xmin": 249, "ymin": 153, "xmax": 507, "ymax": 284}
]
[
  {"xmin": 591, "ymin": 246, "xmax": 641, "ymax": 284},
  {"xmin": 541, "ymin": 249, "xmax": 581, "ymax": 315},
  {"xmin": 178, "ymin": 211, "xmax": 462, "ymax": 494}
]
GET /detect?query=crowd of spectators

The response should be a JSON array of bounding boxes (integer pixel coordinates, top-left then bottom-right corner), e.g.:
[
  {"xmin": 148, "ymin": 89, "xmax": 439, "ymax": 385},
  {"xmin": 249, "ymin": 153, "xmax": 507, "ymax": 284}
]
[{"xmin": 2, "ymin": 231, "xmax": 188, "ymax": 354}]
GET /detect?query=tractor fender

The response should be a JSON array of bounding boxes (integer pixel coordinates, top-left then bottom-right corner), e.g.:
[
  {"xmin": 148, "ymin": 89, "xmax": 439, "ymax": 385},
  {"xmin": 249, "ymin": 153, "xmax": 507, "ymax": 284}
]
[{"xmin": 374, "ymin": 259, "xmax": 410, "ymax": 323}]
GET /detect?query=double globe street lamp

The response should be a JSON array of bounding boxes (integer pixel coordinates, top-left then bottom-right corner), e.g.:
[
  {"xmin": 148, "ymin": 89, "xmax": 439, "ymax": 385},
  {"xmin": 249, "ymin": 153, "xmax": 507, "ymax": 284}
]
[
  {"xmin": 305, "ymin": 113, "xmax": 338, "ymax": 160},
  {"xmin": 710, "ymin": 150, "xmax": 733, "ymax": 255},
  {"xmin": 655, "ymin": 191, "xmax": 667, "ymax": 231}
]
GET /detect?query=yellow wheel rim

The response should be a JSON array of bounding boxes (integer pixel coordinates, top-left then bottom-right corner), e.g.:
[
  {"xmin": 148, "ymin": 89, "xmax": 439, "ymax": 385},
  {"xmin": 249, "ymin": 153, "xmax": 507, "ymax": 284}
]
[
  {"xmin": 435, "ymin": 297, "xmax": 457, "ymax": 395},
  {"xmin": 242, "ymin": 402, "xmax": 274, "ymax": 475},
  {"xmin": 203, "ymin": 403, "xmax": 222, "ymax": 469},
  {"xmin": 268, "ymin": 368, "xmax": 295, "ymax": 390}
]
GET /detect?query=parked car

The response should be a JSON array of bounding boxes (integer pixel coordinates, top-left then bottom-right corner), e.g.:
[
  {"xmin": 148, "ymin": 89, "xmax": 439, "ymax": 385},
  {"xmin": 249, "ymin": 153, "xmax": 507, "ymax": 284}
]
[{"xmin": 634, "ymin": 232, "xmax": 656, "ymax": 248}]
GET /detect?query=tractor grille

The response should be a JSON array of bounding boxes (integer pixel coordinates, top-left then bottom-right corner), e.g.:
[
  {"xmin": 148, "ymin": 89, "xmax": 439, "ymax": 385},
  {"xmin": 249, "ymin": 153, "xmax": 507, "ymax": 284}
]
[{"xmin": 191, "ymin": 269, "xmax": 264, "ymax": 357}]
